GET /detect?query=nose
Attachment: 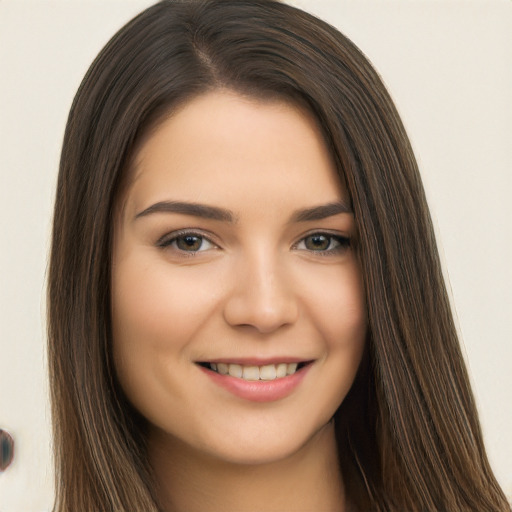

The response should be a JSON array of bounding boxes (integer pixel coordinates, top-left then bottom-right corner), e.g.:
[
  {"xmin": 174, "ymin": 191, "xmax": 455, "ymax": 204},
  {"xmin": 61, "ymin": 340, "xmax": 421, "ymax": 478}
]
[{"xmin": 222, "ymin": 250, "xmax": 299, "ymax": 334}]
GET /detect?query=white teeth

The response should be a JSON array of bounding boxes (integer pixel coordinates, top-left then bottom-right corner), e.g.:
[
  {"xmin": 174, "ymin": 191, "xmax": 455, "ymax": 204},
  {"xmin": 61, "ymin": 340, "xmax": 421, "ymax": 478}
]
[
  {"xmin": 207, "ymin": 362, "xmax": 304, "ymax": 380},
  {"xmin": 228, "ymin": 364, "xmax": 243, "ymax": 378},
  {"xmin": 276, "ymin": 363, "xmax": 288, "ymax": 378},
  {"xmin": 242, "ymin": 366, "xmax": 260, "ymax": 381},
  {"xmin": 286, "ymin": 363, "xmax": 298, "ymax": 375},
  {"xmin": 259, "ymin": 364, "xmax": 277, "ymax": 380}
]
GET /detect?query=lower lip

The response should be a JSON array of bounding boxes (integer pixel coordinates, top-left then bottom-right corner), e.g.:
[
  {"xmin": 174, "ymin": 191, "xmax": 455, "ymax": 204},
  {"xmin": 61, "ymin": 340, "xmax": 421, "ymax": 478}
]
[{"xmin": 198, "ymin": 364, "xmax": 312, "ymax": 402}]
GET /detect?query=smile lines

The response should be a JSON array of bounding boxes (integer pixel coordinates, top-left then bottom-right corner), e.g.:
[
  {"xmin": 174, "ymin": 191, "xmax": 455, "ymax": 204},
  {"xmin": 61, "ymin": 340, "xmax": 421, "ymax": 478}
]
[{"xmin": 200, "ymin": 361, "xmax": 308, "ymax": 381}]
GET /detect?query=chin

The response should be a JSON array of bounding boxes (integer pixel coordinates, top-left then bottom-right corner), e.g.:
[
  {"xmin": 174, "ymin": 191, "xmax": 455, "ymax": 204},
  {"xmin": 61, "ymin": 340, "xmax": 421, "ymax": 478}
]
[{"xmin": 199, "ymin": 419, "xmax": 334, "ymax": 467}]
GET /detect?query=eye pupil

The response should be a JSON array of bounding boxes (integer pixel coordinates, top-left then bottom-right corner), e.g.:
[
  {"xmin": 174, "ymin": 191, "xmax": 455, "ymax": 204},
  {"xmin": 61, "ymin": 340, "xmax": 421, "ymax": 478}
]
[
  {"xmin": 177, "ymin": 235, "xmax": 202, "ymax": 251},
  {"xmin": 305, "ymin": 234, "xmax": 330, "ymax": 251}
]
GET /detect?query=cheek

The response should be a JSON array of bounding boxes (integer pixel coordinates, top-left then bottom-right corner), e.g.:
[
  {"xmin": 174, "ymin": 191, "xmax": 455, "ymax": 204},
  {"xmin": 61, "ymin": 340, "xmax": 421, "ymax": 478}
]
[
  {"xmin": 299, "ymin": 260, "xmax": 367, "ymax": 404},
  {"xmin": 110, "ymin": 251, "xmax": 226, "ymax": 410},
  {"xmin": 110, "ymin": 250, "xmax": 227, "ymax": 426},
  {"xmin": 112, "ymin": 254, "xmax": 217, "ymax": 351},
  {"xmin": 302, "ymin": 259, "xmax": 367, "ymax": 349}
]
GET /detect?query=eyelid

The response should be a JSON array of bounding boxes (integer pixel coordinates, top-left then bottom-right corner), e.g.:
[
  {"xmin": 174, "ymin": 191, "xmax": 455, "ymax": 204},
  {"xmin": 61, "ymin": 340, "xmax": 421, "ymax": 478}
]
[
  {"xmin": 156, "ymin": 229, "xmax": 219, "ymax": 251},
  {"xmin": 292, "ymin": 230, "xmax": 351, "ymax": 254}
]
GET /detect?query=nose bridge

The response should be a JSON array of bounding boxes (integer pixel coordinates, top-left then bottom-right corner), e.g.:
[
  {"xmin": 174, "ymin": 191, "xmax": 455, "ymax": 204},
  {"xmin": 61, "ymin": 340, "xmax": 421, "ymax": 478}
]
[{"xmin": 223, "ymin": 245, "xmax": 298, "ymax": 333}]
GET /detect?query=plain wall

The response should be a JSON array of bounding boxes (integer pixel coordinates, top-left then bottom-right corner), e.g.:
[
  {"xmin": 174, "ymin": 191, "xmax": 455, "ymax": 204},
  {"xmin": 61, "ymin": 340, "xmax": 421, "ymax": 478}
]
[{"xmin": 0, "ymin": 1, "xmax": 510, "ymax": 509}]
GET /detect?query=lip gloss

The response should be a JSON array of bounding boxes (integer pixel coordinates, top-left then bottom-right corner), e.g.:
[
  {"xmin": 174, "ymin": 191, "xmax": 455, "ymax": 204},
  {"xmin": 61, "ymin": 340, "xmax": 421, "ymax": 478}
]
[{"xmin": 198, "ymin": 364, "xmax": 312, "ymax": 402}]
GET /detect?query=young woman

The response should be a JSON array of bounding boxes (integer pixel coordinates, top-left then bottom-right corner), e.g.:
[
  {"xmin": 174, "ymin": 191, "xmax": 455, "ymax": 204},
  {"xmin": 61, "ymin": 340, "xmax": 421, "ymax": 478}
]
[{"xmin": 47, "ymin": 1, "xmax": 511, "ymax": 510}]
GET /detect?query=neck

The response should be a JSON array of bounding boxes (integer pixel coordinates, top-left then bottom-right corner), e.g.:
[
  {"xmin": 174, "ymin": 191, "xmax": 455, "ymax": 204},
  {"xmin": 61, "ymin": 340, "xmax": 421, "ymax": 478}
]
[{"xmin": 149, "ymin": 421, "xmax": 345, "ymax": 512}]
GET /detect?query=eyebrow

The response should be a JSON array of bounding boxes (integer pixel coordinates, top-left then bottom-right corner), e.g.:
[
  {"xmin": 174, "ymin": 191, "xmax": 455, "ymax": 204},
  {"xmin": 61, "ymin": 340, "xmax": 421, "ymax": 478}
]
[
  {"xmin": 135, "ymin": 201, "xmax": 235, "ymax": 222},
  {"xmin": 134, "ymin": 199, "xmax": 352, "ymax": 223},
  {"xmin": 289, "ymin": 201, "xmax": 353, "ymax": 222}
]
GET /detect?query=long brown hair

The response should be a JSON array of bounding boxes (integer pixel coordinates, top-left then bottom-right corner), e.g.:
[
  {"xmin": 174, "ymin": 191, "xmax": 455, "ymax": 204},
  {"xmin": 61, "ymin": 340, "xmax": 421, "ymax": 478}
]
[{"xmin": 48, "ymin": 1, "xmax": 510, "ymax": 510}]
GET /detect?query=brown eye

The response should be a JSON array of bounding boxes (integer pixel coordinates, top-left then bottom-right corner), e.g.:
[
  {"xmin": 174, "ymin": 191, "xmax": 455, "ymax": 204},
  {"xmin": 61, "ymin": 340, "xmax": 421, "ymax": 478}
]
[
  {"xmin": 176, "ymin": 235, "xmax": 204, "ymax": 251},
  {"xmin": 158, "ymin": 232, "xmax": 217, "ymax": 253},
  {"xmin": 304, "ymin": 234, "xmax": 331, "ymax": 251},
  {"xmin": 296, "ymin": 233, "xmax": 350, "ymax": 254}
]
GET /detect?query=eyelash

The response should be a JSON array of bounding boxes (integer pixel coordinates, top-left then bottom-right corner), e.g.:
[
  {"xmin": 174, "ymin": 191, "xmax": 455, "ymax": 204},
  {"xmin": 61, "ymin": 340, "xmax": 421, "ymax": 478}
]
[
  {"xmin": 293, "ymin": 232, "xmax": 351, "ymax": 255},
  {"xmin": 156, "ymin": 230, "xmax": 350, "ymax": 256},
  {"xmin": 156, "ymin": 229, "xmax": 218, "ymax": 254}
]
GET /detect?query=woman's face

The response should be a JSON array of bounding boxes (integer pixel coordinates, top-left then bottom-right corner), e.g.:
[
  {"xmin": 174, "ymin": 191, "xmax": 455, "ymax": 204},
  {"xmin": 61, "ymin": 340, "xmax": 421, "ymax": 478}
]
[{"xmin": 112, "ymin": 90, "xmax": 367, "ymax": 465}]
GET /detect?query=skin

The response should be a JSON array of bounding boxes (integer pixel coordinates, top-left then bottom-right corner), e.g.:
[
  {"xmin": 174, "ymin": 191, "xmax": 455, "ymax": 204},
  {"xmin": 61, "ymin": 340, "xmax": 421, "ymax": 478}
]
[{"xmin": 112, "ymin": 90, "xmax": 367, "ymax": 512}]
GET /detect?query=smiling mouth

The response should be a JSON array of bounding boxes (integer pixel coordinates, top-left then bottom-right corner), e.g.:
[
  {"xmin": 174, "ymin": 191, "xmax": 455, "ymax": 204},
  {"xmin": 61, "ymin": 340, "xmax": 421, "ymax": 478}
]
[{"xmin": 197, "ymin": 361, "xmax": 312, "ymax": 381}]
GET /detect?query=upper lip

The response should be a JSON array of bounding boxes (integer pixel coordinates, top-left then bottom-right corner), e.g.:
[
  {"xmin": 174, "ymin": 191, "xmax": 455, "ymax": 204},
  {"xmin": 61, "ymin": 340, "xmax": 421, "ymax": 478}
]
[{"xmin": 196, "ymin": 357, "xmax": 313, "ymax": 366}]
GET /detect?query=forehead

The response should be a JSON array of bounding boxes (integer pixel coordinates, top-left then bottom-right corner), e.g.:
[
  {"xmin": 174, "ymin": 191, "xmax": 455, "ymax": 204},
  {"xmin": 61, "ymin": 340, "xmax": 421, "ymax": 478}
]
[{"xmin": 124, "ymin": 90, "xmax": 346, "ymax": 218}]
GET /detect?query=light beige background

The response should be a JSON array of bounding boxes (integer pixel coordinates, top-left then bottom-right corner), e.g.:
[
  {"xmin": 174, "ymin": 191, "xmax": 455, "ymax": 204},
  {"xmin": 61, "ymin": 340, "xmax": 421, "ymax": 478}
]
[{"xmin": 0, "ymin": 1, "xmax": 511, "ymax": 509}]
